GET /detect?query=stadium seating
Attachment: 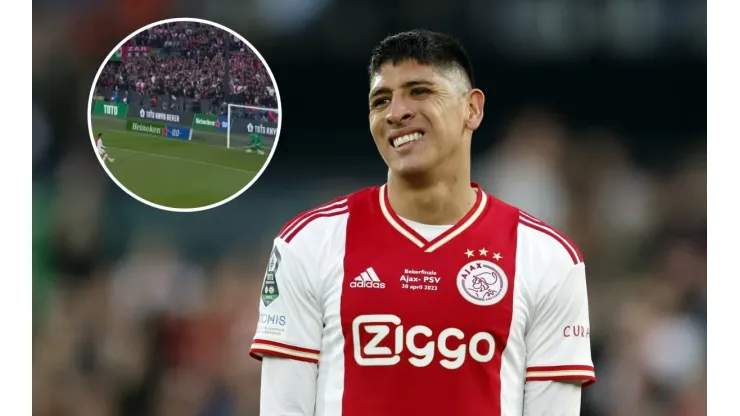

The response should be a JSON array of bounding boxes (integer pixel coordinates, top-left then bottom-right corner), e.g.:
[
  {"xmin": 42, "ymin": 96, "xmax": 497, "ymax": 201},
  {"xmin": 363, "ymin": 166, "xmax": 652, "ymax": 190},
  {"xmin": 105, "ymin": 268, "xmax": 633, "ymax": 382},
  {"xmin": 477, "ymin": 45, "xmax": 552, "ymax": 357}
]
[{"xmin": 95, "ymin": 22, "xmax": 277, "ymax": 116}]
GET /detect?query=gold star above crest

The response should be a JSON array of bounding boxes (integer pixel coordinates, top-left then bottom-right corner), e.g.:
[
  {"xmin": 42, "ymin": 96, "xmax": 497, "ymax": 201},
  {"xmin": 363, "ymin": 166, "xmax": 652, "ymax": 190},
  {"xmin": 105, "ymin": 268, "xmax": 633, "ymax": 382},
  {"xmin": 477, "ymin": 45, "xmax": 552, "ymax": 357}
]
[
  {"xmin": 465, "ymin": 249, "xmax": 475, "ymax": 258},
  {"xmin": 479, "ymin": 248, "xmax": 489, "ymax": 256},
  {"xmin": 493, "ymin": 252, "xmax": 502, "ymax": 261}
]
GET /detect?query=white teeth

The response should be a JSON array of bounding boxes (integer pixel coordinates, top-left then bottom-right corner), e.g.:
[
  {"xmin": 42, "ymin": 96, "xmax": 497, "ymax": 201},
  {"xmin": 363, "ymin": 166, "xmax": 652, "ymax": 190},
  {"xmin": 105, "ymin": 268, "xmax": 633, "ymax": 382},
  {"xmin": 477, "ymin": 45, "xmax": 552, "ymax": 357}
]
[{"xmin": 392, "ymin": 132, "xmax": 423, "ymax": 148}]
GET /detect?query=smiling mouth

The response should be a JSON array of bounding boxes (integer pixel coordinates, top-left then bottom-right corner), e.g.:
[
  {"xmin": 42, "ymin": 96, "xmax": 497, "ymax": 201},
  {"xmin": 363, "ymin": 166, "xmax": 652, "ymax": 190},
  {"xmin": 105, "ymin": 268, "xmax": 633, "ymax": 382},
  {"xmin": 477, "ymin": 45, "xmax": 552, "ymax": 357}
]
[{"xmin": 391, "ymin": 132, "xmax": 424, "ymax": 149}]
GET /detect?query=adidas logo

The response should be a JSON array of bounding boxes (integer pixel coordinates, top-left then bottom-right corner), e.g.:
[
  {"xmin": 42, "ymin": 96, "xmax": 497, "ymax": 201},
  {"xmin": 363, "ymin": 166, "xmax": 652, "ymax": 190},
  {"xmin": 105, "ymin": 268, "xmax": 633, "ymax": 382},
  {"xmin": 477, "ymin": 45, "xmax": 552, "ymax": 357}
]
[{"xmin": 350, "ymin": 268, "xmax": 386, "ymax": 289}]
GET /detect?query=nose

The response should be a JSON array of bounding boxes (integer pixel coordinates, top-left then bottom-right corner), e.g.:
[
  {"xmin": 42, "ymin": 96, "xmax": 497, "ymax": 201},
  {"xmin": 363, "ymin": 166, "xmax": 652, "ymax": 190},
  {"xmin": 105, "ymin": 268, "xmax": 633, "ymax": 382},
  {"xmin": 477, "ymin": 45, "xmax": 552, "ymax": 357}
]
[{"xmin": 385, "ymin": 97, "xmax": 413, "ymax": 126}]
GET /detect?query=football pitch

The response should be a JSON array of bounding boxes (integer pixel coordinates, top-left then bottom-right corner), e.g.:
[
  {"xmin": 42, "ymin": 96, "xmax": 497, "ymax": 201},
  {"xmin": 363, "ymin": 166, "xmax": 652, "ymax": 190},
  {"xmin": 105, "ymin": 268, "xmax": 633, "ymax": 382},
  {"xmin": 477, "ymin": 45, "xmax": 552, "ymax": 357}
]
[{"xmin": 90, "ymin": 115, "xmax": 270, "ymax": 209}]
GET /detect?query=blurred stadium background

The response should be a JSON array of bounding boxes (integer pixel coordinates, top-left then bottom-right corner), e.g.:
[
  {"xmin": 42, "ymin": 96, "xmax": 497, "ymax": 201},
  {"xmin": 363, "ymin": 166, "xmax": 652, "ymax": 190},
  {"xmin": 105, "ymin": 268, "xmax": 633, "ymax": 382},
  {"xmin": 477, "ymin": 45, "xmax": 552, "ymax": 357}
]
[{"xmin": 32, "ymin": 0, "xmax": 706, "ymax": 415}]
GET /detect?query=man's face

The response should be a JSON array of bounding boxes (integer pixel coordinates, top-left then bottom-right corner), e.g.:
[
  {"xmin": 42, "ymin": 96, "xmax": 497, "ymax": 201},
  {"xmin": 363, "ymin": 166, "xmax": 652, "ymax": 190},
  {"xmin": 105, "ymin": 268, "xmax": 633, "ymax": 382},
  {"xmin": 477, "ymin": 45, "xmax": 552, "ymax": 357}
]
[{"xmin": 368, "ymin": 60, "xmax": 482, "ymax": 176}]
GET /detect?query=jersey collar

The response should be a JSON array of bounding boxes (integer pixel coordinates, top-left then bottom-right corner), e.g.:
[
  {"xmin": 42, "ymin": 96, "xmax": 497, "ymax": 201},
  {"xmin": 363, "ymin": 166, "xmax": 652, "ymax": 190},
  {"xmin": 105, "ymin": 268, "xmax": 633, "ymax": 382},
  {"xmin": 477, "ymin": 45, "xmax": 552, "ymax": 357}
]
[{"xmin": 378, "ymin": 182, "xmax": 488, "ymax": 253}]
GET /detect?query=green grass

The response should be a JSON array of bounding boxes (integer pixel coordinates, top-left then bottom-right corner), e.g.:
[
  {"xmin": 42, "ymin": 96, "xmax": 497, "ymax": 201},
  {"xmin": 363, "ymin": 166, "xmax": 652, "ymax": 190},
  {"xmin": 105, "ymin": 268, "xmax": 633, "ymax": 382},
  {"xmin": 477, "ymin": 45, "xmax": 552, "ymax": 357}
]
[{"xmin": 91, "ymin": 115, "xmax": 269, "ymax": 210}]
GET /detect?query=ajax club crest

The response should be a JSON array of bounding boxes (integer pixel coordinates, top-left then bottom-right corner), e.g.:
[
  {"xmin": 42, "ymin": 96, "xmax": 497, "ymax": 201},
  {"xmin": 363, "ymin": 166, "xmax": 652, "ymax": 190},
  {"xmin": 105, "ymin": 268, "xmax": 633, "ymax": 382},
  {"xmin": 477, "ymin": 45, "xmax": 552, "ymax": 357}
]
[{"xmin": 456, "ymin": 260, "xmax": 508, "ymax": 306}]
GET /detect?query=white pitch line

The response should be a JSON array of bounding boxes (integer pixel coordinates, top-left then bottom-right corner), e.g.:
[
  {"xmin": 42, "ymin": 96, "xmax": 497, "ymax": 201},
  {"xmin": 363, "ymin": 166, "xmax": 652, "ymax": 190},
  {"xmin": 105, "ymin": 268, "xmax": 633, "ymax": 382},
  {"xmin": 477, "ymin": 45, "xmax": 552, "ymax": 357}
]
[{"xmin": 107, "ymin": 146, "xmax": 258, "ymax": 174}]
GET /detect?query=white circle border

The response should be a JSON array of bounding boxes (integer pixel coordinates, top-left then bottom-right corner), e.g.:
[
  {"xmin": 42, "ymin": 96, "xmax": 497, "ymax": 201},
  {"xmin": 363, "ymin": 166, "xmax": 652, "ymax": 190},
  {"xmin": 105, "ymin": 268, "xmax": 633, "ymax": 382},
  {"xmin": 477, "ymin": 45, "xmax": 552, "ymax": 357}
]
[{"xmin": 86, "ymin": 17, "xmax": 283, "ymax": 213}]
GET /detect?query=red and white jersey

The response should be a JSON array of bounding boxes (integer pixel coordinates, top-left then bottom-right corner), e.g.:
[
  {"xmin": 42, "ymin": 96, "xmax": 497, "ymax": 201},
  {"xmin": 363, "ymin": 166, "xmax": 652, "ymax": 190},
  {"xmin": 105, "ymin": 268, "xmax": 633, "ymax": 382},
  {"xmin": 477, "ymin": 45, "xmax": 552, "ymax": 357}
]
[
  {"xmin": 250, "ymin": 183, "xmax": 595, "ymax": 416},
  {"xmin": 95, "ymin": 137, "xmax": 104, "ymax": 152}
]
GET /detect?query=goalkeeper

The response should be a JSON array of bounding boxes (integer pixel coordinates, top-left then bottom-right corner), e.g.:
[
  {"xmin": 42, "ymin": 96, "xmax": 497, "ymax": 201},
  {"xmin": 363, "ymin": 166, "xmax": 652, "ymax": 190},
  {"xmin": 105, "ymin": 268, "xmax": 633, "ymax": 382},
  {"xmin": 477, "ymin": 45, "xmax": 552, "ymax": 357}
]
[{"xmin": 245, "ymin": 133, "xmax": 266, "ymax": 155}]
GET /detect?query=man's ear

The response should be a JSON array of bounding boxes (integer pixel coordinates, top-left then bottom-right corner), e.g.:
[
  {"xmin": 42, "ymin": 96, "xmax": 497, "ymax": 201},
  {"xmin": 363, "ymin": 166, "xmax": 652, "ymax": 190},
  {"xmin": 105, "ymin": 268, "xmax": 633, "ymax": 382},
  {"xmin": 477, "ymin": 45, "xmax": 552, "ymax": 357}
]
[{"xmin": 464, "ymin": 88, "xmax": 485, "ymax": 131}]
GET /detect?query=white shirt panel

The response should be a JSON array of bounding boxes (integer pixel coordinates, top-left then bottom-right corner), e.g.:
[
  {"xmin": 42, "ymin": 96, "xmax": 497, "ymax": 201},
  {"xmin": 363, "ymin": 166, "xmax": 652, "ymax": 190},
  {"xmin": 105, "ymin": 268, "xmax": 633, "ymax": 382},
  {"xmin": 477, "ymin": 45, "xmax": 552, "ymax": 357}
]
[
  {"xmin": 523, "ymin": 380, "xmax": 582, "ymax": 416},
  {"xmin": 260, "ymin": 356, "xmax": 318, "ymax": 416},
  {"xmin": 314, "ymin": 213, "xmax": 350, "ymax": 416},
  {"xmin": 254, "ymin": 211, "xmax": 350, "ymax": 416},
  {"xmin": 251, "ymin": 213, "xmax": 349, "ymax": 362},
  {"xmin": 498, "ymin": 263, "xmax": 528, "ymax": 415},
  {"xmin": 251, "ymin": 237, "xmax": 323, "ymax": 359},
  {"xmin": 517, "ymin": 224, "xmax": 595, "ymax": 383}
]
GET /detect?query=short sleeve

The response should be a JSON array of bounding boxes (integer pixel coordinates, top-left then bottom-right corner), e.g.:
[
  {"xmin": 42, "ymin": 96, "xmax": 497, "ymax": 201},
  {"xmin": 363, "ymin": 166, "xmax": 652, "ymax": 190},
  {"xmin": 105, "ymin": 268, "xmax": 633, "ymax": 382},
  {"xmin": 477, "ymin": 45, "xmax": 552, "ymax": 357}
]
[
  {"xmin": 525, "ymin": 261, "xmax": 596, "ymax": 385},
  {"xmin": 249, "ymin": 238, "xmax": 323, "ymax": 364}
]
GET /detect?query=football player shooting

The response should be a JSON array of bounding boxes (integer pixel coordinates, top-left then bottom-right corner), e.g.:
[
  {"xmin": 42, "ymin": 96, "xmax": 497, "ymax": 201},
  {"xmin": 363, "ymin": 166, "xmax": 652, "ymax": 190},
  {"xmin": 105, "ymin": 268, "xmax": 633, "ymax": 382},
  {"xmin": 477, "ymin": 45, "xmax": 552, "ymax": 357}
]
[
  {"xmin": 95, "ymin": 133, "xmax": 114, "ymax": 163},
  {"xmin": 250, "ymin": 30, "xmax": 595, "ymax": 416}
]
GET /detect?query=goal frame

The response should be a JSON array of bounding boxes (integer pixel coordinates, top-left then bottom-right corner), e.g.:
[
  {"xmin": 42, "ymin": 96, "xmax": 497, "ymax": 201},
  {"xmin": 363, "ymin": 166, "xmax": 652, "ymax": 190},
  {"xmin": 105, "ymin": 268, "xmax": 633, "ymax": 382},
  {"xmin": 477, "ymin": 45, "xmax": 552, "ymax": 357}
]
[{"xmin": 226, "ymin": 103, "xmax": 280, "ymax": 149}]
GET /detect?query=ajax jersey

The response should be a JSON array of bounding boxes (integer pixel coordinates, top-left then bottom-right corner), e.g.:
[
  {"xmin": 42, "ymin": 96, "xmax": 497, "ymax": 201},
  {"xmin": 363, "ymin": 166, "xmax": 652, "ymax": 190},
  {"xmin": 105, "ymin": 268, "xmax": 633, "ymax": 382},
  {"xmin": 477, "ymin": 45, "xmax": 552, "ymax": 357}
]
[{"xmin": 250, "ymin": 183, "xmax": 595, "ymax": 416}]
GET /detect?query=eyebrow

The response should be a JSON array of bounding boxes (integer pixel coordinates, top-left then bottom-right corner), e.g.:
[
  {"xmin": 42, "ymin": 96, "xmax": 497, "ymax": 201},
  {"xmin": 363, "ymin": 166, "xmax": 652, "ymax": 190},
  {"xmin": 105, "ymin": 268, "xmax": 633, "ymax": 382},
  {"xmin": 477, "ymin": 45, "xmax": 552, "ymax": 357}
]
[{"xmin": 369, "ymin": 79, "xmax": 435, "ymax": 100}]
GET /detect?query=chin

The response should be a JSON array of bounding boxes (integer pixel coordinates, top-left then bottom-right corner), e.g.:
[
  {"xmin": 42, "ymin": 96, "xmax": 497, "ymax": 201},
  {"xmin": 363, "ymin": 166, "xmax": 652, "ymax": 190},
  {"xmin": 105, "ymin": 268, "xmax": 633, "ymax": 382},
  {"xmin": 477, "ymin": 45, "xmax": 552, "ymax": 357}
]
[{"xmin": 388, "ymin": 157, "xmax": 437, "ymax": 177}]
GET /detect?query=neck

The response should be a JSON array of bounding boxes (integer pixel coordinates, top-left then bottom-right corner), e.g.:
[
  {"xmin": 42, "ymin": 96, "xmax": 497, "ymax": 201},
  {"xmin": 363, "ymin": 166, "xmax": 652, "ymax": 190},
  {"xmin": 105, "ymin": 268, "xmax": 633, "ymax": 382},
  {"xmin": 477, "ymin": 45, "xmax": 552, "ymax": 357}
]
[{"xmin": 386, "ymin": 161, "xmax": 476, "ymax": 226}]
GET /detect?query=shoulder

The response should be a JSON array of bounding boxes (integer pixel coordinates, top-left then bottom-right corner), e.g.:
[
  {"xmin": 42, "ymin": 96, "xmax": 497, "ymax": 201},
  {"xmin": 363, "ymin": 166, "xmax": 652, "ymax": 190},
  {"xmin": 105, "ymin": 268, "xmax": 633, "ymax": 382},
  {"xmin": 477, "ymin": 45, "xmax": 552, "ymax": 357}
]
[
  {"xmin": 482, "ymin": 188, "xmax": 584, "ymax": 273},
  {"xmin": 473, "ymin": 191, "xmax": 583, "ymax": 269},
  {"xmin": 515, "ymin": 208, "xmax": 584, "ymax": 270},
  {"xmin": 276, "ymin": 187, "xmax": 378, "ymax": 246},
  {"xmin": 495, "ymin": 206, "xmax": 588, "ymax": 302}
]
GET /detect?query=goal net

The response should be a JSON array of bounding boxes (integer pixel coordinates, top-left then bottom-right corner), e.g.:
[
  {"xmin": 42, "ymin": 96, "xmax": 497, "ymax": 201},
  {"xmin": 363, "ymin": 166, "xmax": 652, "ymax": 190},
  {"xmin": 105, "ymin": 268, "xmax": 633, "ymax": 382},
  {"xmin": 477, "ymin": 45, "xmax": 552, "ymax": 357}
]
[{"xmin": 226, "ymin": 104, "xmax": 280, "ymax": 151}]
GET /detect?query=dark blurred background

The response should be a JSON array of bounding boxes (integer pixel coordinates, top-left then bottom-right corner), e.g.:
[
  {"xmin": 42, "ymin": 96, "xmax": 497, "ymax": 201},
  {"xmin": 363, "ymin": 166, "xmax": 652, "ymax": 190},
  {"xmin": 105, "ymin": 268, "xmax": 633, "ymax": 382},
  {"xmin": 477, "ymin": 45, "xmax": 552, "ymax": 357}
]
[{"xmin": 32, "ymin": 0, "xmax": 707, "ymax": 415}]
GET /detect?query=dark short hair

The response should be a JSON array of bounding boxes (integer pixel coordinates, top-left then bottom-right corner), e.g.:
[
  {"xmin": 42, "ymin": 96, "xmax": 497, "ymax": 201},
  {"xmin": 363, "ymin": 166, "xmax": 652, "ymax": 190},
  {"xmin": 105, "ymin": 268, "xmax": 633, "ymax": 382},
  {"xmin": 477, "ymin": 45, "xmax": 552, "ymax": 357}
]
[{"xmin": 368, "ymin": 29, "xmax": 475, "ymax": 88}]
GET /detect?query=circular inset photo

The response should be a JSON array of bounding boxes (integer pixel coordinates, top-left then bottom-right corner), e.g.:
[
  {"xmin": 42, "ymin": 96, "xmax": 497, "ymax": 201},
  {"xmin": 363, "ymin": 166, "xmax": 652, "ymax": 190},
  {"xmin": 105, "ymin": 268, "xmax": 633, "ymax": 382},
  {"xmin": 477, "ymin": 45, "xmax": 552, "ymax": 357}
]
[{"xmin": 88, "ymin": 18, "xmax": 282, "ymax": 212}]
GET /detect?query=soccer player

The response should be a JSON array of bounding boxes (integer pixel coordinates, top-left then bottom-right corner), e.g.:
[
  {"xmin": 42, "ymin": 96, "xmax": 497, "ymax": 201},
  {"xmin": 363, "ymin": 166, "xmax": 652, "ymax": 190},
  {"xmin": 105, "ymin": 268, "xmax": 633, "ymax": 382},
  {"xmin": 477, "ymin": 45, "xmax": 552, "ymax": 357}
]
[
  {"xmin": 250, "ymin": 29, "xmax": 595, "ymax": 415},
  {"xmin": 245, "ymin": 133, "xmax": 266, "ymax": 155},
  {"xmin": 95, "ymin": 132, "xmax": 114, "ymax": 163}
]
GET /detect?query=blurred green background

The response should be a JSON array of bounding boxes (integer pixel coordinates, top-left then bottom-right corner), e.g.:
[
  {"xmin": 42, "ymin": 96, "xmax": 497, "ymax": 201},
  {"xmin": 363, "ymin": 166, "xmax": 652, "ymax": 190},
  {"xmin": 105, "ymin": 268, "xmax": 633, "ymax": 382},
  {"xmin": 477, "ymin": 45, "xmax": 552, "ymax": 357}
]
[{"xmin": 32, "ymin": 1, "xmax": 706, "ymax": 415}]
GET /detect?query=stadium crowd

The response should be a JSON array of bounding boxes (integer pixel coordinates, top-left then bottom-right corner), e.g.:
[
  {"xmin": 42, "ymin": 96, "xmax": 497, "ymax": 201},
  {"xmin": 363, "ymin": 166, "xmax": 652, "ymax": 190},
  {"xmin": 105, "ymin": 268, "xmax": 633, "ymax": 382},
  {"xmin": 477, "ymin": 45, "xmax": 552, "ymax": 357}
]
[{"xmin": 95, "ymin": 22, "xmax": 277, "ymax": 112}]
